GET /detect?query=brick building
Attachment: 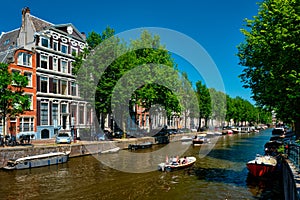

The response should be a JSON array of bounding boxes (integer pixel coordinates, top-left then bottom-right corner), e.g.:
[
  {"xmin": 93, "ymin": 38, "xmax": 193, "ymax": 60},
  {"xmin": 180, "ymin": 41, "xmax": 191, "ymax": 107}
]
[{"xmin": 0, "ymin": 7, "xmax": 91, "ymax": 139}]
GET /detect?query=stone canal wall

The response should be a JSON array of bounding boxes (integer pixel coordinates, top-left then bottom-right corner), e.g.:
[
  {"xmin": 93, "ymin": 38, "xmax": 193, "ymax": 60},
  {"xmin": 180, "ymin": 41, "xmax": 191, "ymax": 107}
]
[
  {"xmin": 0, "ymin": 137, "xmax": 157, "ymax": 168},
  {"xmin": 0, "ymin": 134, "xmax": 196, "ymax": 168}
]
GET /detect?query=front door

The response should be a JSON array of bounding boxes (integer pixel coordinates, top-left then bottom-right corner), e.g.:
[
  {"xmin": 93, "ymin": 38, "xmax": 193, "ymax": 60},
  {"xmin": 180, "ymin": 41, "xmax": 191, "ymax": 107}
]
[{"xmin": 10, "ymin": 122, "xmax": 16, "ymax": 136}]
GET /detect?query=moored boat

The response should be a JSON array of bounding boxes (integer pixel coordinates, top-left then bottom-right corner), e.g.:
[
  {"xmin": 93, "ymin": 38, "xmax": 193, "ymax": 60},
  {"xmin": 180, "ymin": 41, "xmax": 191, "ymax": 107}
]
[
  {"xmin": 246, "ymin": 154, "xmax": 277, "ymax": 177},
  {"xmin": 100, "ymin": 147, "xmax": 120, "ymax": 154},
  {"xmin": 193, "ymin": 135, "xmax": 209, "ymax": 146},
  {"xmin": 180, "ymin": 136, "xmax": 193, "ymax": 142},
  {"xmin": 3, "ymin": 151, "xmax": 70, "ymax": 170},
  {"xmin": 128, "ymin": 142, "xmax": 152, "ymax": 150},
  {"xmin": 158, "ymin": 156, "xmax": 196, "ymax": 172}
]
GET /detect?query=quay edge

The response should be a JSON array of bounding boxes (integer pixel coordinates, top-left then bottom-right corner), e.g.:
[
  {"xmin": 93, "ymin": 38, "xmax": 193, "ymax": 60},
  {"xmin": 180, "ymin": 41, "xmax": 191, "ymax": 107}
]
[{"xmin": 0, "ymin": 133, "xmax": 197, "ymax": 168}]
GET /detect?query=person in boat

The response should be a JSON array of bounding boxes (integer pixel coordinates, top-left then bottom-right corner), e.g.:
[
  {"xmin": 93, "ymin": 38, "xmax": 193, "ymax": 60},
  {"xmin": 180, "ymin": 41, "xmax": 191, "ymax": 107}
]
[{"xmin": 182, "ymin": 156, "xmax": 188, "ymax": 164}]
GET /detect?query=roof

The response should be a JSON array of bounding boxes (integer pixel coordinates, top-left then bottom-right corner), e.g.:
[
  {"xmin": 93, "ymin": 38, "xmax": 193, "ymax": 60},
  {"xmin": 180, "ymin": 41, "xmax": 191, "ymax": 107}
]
[
  {"xmin": 0, "ymin": 28, "xmax": 19, "ymax": 52},
  {"xmin": 30, "ymin": 15, "xmax": 53, "ymax": 32}
]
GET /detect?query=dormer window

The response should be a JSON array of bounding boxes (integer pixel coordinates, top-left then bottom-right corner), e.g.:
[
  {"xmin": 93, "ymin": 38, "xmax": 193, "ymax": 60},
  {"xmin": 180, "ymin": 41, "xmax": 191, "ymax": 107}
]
[
  {"xmin": 4, "ymin": 39, "xmax": 10, "ymax": 46},
  {"xmin": 17, "ymin": 52, "xmax": 32, "ymax": 67},
  {"xmin": 41, "ymin": 37, "xmax": 49, "ymax": 48}
]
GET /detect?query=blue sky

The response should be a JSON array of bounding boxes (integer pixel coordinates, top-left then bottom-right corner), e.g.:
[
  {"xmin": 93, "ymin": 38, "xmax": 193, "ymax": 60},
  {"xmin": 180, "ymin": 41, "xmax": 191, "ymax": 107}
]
[{"xmin": 0, "ymin": 0, "xmax": 261, "ymax": 104}]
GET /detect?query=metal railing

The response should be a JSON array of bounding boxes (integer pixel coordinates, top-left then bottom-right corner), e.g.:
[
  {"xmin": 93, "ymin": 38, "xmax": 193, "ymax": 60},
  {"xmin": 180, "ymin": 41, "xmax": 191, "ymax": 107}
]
[{"xmin": 287, "ymin": 142, "xmax": 300, "ymax": 171}]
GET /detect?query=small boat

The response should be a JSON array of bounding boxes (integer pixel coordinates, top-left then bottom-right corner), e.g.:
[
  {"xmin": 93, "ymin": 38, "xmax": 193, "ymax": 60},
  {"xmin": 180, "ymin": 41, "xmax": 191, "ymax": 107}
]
[
  {"xmin": 246, "ymin": 154, "xmax": 277, "ymax": 177},
  {"xmin": 3, "ymin": 151, "xmax": 70, "ymax": 170},
  {"xmin": 128, "ymin": 142, "xmax": 152, "ymax": 150},
  {"xmin": 193, "ymin": 135, "xmax": 209, "ymax": 146},
  {"xmin": 180, "ymin": 136, "xmax": 193, "ymax": 142},
  {"xmin": 100, "ymin": 147, "xmax": 120, "ymax": 154},
  {"xmin": 158, "ymin": 156, "xmax": 196, "ymax": 172}
]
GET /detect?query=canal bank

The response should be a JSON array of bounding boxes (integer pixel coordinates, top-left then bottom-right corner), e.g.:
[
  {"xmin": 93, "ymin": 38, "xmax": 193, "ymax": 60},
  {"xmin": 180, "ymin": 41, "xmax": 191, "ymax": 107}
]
[
  {"xmin": 0, "ymin": 129, "xmax": 288, "ymax": 199},
  {"xmin": 0, "ymin": 133, "xmax": 194, "ymax": 168}
]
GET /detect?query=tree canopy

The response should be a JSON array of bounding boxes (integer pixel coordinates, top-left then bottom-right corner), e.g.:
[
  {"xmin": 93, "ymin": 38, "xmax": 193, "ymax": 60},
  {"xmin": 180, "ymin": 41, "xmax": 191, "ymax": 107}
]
[
  {"xmin": 237, "ymin": 0, "xmax": 300, "ymax": 134},
  {"xmin": 0, "ymin": 62, "xmax": 30, "ymax": 134}
]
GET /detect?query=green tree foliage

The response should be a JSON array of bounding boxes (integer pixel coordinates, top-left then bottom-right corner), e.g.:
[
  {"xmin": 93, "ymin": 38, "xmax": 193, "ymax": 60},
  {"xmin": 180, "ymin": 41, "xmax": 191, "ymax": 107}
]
[
  {"xmin": 195, "ymin": 80, "xmax": 211, "ymax": 128},
  {"xmin": 0, "ymin": 63, "xmax": 30, "ymax": 134},
  {"xmin": 237, "ymin": 0, "xmax": 300, "ymax": 134}
]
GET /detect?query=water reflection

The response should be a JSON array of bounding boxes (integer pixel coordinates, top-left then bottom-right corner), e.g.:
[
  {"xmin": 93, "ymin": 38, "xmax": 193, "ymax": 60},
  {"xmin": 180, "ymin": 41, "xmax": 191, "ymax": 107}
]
[{"xmin": 0, "ymin": 129, "xmax": 282, "ymax": 200}]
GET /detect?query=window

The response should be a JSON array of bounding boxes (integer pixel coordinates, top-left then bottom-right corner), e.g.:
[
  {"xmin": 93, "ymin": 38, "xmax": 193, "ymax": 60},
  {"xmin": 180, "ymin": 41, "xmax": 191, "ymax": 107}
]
[
  {"xmin": 61, "ymin": 60, "xmax": 67, "ymax": 73},
  {"xmin": 41, "ymin": 103, "xmax": 48, "ymax": 125},
  {"xmin": 61, "ymin": 104, "xmax": 67, "ymax": 113},
  {"xmin": 41, "ymin": 55, "xmax": 48, "ymax": 69},
  {"xmin": 4, "ymin": 39, "xmax": 10, "ymax": 46},
  {"xmin": 79, "ymin": 106, "xmax": 84, "ymax": 124},
  {"xmin": 61, "ymin": 44, "xmax": 68, "ymax": 54},
  {"xmin": 53, "ymin": 41, "xmax": 58, "ymax": 51},
  {"xmin": 53, "ymin": 58, "xmax": 58, "ymax": 71},
  {"xmin": 41, "ymin": 38, "xmax": 49, "ymax": 48},
  {"xmin": 25, "ymin": 94, "xmax": 33, "ymax": 110},
  {"xmin": 17, "ymin": 52, "xmax": 32, "ymax": 66},
  {"xmin": 71, "ymin": 82, "xmax": 76, "ymax": 96},
  {"xmin": 71, "ymin": 105, "xmax": 77, "ymax": 119},
  {"xmin": 53, "ymin": 79, "xmax": 58, "ymax": 94},
  {"xmin": 20, "ymin": 117, "xmax": 34, "ymax": 132},
  {"xmin": 40, "ymin": 77, "xmax": 48, "ymax": 93},
  {"xmin": 71, "ymin": 48, "xmax": 77, "ymax": 56},
  {"xmin": 24, "ymin": 72, "xmax": 32, "ymax": 87},
  {"xmin": 61, "ymin": 80, "xmax": 67, "ymax": 95},
  {"xmin": 11, "ymin": 70, "xmax": 20, "ymax": 85},
  {"xmin": 52, "ymin": 104, "xmax": 58, "ymax": 123}
]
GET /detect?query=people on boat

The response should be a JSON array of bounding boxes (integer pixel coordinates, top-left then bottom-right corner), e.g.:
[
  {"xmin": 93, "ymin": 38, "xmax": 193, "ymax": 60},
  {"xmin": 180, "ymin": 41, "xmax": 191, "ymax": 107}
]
[{"xmin": 182, "ymin": 156, "xmax": 188, "ymax": 164}]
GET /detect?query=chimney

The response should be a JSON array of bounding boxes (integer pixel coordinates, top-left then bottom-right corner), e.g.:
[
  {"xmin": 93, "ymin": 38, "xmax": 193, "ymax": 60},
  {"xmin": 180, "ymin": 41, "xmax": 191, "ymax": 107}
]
[
  {"xmin": 22, "ymin": 7, "xmax": 30, "ymax": 16},
  {"xmin": 81, "ymin": 32, "xmax": 86, "ymax": 40},
  {"xmin": 21, "ymin": 7, "xmax": 30, "ymax": 29}
]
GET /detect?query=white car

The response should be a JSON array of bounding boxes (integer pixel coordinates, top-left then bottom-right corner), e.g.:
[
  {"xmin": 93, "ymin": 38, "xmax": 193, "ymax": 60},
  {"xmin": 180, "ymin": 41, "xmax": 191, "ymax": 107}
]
[{"xmin": 56, "ymin": 133, "xmax": 71, "ymax": 144}]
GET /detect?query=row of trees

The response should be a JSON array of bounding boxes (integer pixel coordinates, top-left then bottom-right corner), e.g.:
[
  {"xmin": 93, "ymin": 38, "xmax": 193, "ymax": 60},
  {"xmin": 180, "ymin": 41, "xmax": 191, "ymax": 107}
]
[
  {"xmin": 237, "ymin": 0, "xmax": 300, "ymax": 136},
  {"xmin": 195, "ymin": 80, "xmax": 272, "ymax": 129},
  {"xmin": 73, "ymin": 28, "xmax": 272, "ymax": 133}
]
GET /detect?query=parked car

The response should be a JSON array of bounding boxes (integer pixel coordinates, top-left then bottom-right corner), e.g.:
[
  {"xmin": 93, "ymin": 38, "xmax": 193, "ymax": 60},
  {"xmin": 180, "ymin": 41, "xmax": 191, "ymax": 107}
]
[{"xmin": 56, "ymin": 133, "xmax": 71, "ymax": 144}]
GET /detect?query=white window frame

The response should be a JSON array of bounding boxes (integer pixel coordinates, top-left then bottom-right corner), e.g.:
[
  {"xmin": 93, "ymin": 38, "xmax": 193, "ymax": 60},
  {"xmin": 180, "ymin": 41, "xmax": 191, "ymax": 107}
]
[
  {"xmin": 40, "ymin": 76, "xmax": 48, "ymax": 93},
  {"xmin": 40, "ymin": 55, "xmax": 48, "ymax": 69},
  {"xmin": 24, "ymin": 93, "xmax": 33, "ymax": 110},
  {"xmin": 40, "ymin": 102, "xmax": 49, "ymax": 125},
  {"xmin": 61, "ymin": 44, "xmax": 68, "ymax": 54},
  {"xmin": 53, "ymin": 57, "xmax": 58, "ymax": 71},
  {"xmin": 20, "ymin": 117, "xmax": 34, "ymax": 132},
  {"xmin": 61, "ymin": 60, "xmax": 68, "ymax": 73},
  {"xmin": 24, "ymin": 72, "xmax": 32, "ymax": 87},
  {"xmin": 17, "ymin": 52, "xmax": 32, "ymax": 67},
  {"xmin": 41, "ymin": 37, "xmax": 49, "ymax": 48},
  {"xmin": 61, "ymin": 80, "xmax": 68, "ymax": 95},
  {"xmin": 53, "ymin": 41, "xmax": 58, "ymax": 51}
]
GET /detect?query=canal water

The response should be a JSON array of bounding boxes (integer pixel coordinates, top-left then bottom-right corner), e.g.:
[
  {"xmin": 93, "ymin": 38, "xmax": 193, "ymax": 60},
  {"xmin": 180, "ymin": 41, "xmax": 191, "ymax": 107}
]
[{"xmin": 0, "ymin": 129, "xmax": 283, "ymax": 200}]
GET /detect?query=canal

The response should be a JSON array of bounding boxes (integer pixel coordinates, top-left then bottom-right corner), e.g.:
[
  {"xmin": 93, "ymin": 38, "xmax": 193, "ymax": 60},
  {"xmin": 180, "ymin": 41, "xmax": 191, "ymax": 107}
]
[{"xmin": 0, "ymin": 129, "xmax": 283, "ymax": 200}]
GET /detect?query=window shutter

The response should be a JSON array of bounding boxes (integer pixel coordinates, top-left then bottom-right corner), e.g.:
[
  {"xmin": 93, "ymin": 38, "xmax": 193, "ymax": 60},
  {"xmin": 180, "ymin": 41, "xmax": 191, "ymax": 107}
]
[
  {"xmin": 68, "ymin": 61, "xmax": 71, "ymax": 74},
  {"xmin": 49, "ymin": 56, "xmax": 53, "ymax": 70},
  {"xmin": 58, "ymin": 58, "xmax": 61, "ymax": 72},
  {"xmin": 37, "ymin": 76, "xmax": 40, "ymax": 92},
  {"xmin": 37, "ymin": 100, "xmax": 40, "ymax": 126},
  {"xmin": 49, "ymin": 78, "xmax": 53, "ymax": 93},
  {"xmin": 36, "ymin": 52, "xmax": 40, "ymax": 68},
  {"xmin": 35, "ymin": 36, "xmax": 40, "ymax": 46},
  {"xmin": 49, "ymin": 101, "xmax": 52, "ymax": 125},
  {"xmin": 58, "ymin": 80, "xmax": 61, "ymax": 94}
]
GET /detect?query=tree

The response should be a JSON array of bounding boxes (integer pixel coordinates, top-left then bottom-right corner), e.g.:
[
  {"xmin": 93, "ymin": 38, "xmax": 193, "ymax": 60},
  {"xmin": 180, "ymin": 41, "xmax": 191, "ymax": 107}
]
[
  {"xmin": 195, "ymin": 80, "xmax": 211, "ymax": 129},
  {"xmin": 237, "ymin": 0, "xmax": 300, "ymax": 136},
  {"xmin": 0, "ymin": 63, "xmax": 30, "ymax": 135}
]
